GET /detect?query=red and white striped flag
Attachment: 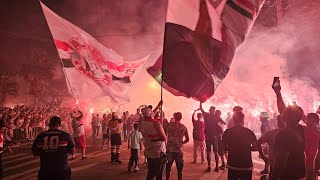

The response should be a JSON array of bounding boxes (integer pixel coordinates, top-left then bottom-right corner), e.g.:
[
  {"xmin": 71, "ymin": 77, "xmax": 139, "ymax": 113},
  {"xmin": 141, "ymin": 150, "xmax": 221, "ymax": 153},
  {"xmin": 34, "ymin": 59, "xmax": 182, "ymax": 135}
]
[
  {"xmin": 40, "ymin": 3, "xmax": 148, "ymax": 104},
  {"xmin": 148, "ymin": 0, "xmax": 265, "ymax": 102}
]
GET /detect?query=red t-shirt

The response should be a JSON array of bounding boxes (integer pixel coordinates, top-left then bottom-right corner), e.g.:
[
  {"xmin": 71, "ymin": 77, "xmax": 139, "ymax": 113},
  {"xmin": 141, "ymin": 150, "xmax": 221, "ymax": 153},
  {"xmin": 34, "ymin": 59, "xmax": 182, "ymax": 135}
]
[
  {"xmin": 192, "ymin": 120, "xmax": 205, "ymax": 141},
  {"xmin": 304, "ymin": 126, "xmax": 320, "ymax": 167}
]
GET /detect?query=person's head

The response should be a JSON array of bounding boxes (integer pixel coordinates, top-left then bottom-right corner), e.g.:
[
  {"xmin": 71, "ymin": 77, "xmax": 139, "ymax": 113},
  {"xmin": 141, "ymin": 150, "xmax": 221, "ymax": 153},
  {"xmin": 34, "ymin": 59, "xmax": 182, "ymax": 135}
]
[
  {"xmin": 306, "ymin": 113, "xmax": 320, "ymax": 127},
  {"xmin": 233, "ymin": 112, "xmax": 245, "ymax": 126},
  {"xmin": 233, "ymin": 106, "xmax": 243, "ymax": 113},
  {"xmin": 277, "ymin": 115, "xmax": 285, "ymax": 129},
  {"xmin": 141, "ymin": 107, "xmax": 152, "ymax": 118},
  {"xmin": 173, "ymin": 112, "xmax": 182, "ymax": 122},
  {"xmin": 133, "ymin": 123, "xmax": 139, "ymax": 130},
  {"xmin": 49, "ymin": 116, "xmax": 62, "ymax": 129},
  {"xmin": 136, "ymin": 108, "xmax": 140, "ymax": 114},
  {"xmin": 215, "ymin": 110, "xmax": 221, "ymax": 117},
  {"xmin": 103, "ymin": 114, "xmax": 107, "ymax": 118},
  {"xmin": 197, "ymin": 113, "xmax": 203, "ymax": 120},
  {"xmin": 273, "ymin": 112, "xmax": 278, "ymax": 118},
  {"xmin": 0, "ymin": 120, "xmax": 6, "ymax": 133},
  {"xmin": 259, "ymin": 112, "xmax": 269, "ymax": 121},
  {"xmin": 209, "ymin": 106, "xmax": 216, "ymax": 115},
  {"xmin": 282, "ymin": 105, "xmax": 304, "ymax": 128},
  {"xmin": 148, "ymin": 105, "xmax": 153, "ymax": 110},
  {"xmin": 112, "ymin": 112, "xmax": 119, "ymax": 119}
]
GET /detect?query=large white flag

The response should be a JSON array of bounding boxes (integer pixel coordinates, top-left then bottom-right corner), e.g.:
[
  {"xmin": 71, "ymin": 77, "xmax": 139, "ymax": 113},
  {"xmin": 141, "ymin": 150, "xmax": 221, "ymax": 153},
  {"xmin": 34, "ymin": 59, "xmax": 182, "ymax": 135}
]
[{"xmin": 40, "ymin": 2, "xmax": 148, "ymax": 104}]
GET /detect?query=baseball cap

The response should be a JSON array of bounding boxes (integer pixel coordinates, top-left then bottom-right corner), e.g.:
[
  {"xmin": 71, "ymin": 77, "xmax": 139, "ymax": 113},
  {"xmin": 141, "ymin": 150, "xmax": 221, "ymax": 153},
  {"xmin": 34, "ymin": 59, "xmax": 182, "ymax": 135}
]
[{"xmin": 141, "ymin": 107, "xmax": 152, "ymax": 117}]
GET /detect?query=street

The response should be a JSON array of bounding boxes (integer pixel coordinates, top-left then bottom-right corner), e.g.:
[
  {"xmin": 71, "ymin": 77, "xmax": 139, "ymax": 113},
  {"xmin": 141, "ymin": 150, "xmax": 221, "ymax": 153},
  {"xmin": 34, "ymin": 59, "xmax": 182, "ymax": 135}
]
[{"xmin": 3, "ymin": 137, "xmax": 267, "ymax": 180}]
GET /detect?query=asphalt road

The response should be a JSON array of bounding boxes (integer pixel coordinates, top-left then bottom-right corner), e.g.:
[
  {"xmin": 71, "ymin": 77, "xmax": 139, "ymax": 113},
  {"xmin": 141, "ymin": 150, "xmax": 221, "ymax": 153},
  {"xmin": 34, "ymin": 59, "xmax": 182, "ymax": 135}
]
[{"xmin": 2, "ymin": 137, "xmax": 268, "ymax": 180}]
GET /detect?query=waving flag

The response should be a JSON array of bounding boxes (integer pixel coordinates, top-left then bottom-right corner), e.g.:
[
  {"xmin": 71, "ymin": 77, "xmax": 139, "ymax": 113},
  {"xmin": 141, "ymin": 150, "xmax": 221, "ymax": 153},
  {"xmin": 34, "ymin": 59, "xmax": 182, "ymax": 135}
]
[
  {"xmin": 148, "ymin": 0, "xmax": 265, "ymax": 102},
  {"xmin": 40, "ymin": 3, "xmax": 148, "ymax": 104}
]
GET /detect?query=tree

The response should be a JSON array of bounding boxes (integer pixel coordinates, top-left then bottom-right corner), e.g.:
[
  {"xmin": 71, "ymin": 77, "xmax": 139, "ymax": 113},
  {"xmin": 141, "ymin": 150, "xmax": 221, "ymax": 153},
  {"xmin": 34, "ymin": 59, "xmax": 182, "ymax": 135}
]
[{"xmin": 0, "ymin": 74, "xmax": 18, "ymax": 105}]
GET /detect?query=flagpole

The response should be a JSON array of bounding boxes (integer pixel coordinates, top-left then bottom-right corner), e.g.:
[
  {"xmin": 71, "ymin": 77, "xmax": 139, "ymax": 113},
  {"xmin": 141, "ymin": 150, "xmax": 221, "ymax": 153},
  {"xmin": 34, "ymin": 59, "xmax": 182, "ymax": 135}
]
[
  {"xmin": 116, "ymin": 104, "xmax": 122, "ymax": 113},
  {"xmin": 159, "ymin": 1, "xmax": 169, "ymax": 124}
]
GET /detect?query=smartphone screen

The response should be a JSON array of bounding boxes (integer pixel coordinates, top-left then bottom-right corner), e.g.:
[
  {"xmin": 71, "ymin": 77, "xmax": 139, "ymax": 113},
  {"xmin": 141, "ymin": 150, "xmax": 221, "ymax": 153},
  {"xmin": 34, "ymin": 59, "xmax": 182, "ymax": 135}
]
[{"xmin": 272, "ymin": 77, "xmax": 280, "ymax": 88}]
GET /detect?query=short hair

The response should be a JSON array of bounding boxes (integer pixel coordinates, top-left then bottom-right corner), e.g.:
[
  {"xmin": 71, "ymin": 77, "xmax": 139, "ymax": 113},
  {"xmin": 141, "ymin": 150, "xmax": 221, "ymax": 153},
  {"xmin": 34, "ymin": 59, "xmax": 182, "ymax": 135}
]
[
  {"xmin": 215, "ymin": 110, "xmax": 221, "ymax": 116},
  {"xmin": 141, "ymin": 108, "xmax": 152, "ymax": 117},
  {"xmin": 174, "ymin": 112, "xmax": 182, "ymax": 121},
  {"xmin": 233, "ymin": 106, "xmax": 243, "ymax": 112},
  {"xmin": 209, "ymin": 106, "xmax": 216, "ymax": 111},
  {"xmin": 148, "ymin": 105, "xmax": 153, "ymax": 110},
  {"xmin": 233, "ymin": 112, "xmax": 245, "ymax": 124},
  {"xmin": 49, "ymin": 116, "xmax": 62, "ymax": 127},
  {"xmin": 133, "ymin": 123, "xmax": 139, "ymax": 130},
  {"xmin": 307, "ymin": 113, "xmax": 320, "ymax": 124},
  {"xmin": 282, "ymin": 105, "xmax": 304, "ymax": 126}
]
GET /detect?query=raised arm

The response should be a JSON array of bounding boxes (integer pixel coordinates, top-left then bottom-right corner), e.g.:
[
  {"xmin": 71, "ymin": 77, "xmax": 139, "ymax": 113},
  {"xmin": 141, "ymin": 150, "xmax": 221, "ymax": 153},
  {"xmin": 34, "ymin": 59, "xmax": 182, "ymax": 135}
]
[
  {"xmin": 273, "ymin": 86, "xmax": 286, "ymax": 115},
  {"xmin": 192, "ymin": 110, "xmax": 197, "ymax": 122},
  {"xmin": 76, "ymin": 110, "xmax": 83, "ymax": 121},
  {"xmin": 153, "ymin": 100, "xmax": 163, "ymax": 114},
  {"xmin": 199, "ymin": 102, "xmax": 205, "ymax": 114}
]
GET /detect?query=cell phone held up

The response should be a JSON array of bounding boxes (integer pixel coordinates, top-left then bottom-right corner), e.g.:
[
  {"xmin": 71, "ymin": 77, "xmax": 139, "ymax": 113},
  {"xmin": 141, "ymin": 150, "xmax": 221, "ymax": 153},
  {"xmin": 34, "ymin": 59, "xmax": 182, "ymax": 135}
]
[{"xmin": 272, "ymin": 77, "xmax": 280, "ymax": 88}]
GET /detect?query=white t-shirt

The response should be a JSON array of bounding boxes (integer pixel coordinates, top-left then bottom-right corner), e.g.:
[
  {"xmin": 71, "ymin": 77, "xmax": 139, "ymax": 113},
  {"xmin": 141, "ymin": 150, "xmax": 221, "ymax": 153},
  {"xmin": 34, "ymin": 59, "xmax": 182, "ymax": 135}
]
[
  {"xmin": 72, "ymin": 118, "xmax": 85, "ymax": 137},
  {"xmin": 128, "ymin": 130, "xmax": 143, "ymax": 150}
]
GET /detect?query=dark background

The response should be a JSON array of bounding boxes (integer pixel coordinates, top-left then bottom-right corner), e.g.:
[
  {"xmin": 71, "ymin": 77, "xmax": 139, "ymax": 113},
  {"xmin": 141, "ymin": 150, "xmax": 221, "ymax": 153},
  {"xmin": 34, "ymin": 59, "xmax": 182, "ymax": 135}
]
[{"xmin": 0, "ymin": 0, "xmax": 319, "ymax": 106}]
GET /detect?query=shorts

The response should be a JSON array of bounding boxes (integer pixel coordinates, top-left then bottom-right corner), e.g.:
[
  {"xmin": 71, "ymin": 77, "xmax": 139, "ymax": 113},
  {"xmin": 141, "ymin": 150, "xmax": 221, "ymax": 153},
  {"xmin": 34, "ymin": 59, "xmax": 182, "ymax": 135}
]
[
  {"xmin": 103, "ymin": 134, "xmax": 110, "ymax": 139},
  {"xmin": 166, "ymin": 152, "xmax": 184, "ymax": 173},
  {"xmin": 110, "ymin": 133, "xmax": 122, "ymax": 146},
  {"xmin": 206, "ymin": 136, "xmax": 218, "ymax": 152},
  {"xmin": 74, "ymin": 135, "xmax": 86, "ymax": 150},
  {"xmin": 217, "ymin": 136, "xmax": 224, "ymax": 156}
]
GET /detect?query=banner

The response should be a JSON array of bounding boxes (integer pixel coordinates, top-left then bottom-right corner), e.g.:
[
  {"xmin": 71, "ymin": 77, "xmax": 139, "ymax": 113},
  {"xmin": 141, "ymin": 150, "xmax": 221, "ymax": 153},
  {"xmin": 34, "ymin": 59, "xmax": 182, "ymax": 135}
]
[{"xmin": 40, "ymin": 3, "xmax": 148, "ymax": 104}]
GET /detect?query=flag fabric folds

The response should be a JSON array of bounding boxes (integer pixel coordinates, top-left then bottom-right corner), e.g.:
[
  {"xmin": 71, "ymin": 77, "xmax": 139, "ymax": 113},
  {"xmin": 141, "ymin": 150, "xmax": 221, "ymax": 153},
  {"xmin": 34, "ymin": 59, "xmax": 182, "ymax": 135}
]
[
  {"xmin": 148, "ymin": 0, "xmax": 265, "ymax": 102},
  {"xmin": 40, "ymin": 3, "xmax": 148, "ymax": 104}
]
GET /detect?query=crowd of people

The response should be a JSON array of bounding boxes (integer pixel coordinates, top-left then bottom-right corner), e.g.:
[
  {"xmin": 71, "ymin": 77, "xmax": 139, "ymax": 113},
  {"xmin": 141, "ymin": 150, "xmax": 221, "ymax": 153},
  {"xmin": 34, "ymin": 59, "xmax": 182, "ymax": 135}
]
[
  {"xmin": 0, "ymin": 105, "xmax": 74, "ymax": 144},
  {"xmin": 1, "ymin": 83, "xmax": 320, "ymax": 180}
]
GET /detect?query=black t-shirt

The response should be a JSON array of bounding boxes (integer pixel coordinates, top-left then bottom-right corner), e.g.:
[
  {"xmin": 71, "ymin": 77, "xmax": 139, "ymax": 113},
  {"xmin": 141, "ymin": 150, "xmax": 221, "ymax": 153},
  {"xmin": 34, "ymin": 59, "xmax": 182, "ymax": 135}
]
[
  {"xmin": 222, "ymin": 126, "xmax": 257, "ymax": 169},
  {"xmin": 32, "ymin": 129, "xmax": 74, "ymax": 173},
  {"xmin": 203, "ymin": 113, "xmax": 222, "ymax": 138},
  {"xmin": 274, "ymin": 125, "xmax": 305, "ymax": 179}
]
